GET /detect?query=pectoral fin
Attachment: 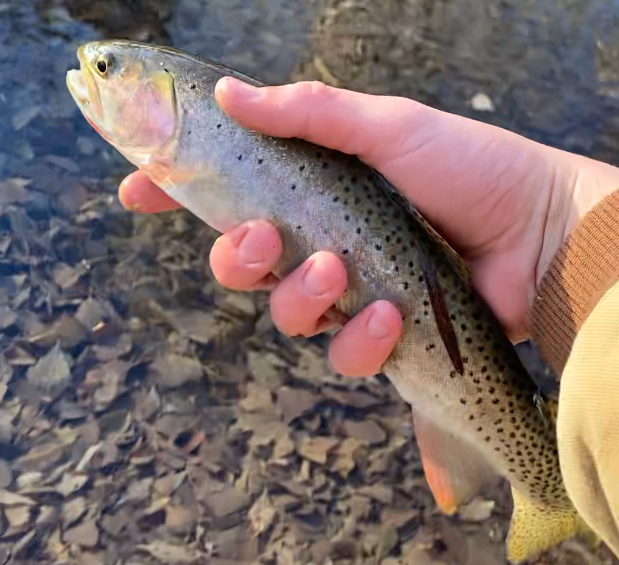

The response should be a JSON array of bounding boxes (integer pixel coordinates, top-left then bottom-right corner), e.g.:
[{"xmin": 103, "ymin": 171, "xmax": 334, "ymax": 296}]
[
  {"xmin": 507, "ymin": 487, "xmax": 598, "ymax": 563},
  {"xmin": 412, "ymin": 410, "xmax": 495, "ymax": 514}
]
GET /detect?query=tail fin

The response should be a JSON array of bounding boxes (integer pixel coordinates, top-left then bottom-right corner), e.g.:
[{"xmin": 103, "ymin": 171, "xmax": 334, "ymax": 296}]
[{"xmin": 507, "ymin": 487, "xmax": 601, "ymax": 563}]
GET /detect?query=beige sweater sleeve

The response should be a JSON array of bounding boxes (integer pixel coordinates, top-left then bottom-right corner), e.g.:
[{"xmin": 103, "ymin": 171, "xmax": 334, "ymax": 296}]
[{"xmin": 529, "ymin": 190, "xmax": 619, "ymax": 554}]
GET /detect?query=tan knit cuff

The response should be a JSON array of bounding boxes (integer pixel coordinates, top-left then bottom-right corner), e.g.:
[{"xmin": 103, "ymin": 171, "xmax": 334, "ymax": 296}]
[{"xmin": 529, "ymin": 190, "xmax": 619, "ymax": 376}]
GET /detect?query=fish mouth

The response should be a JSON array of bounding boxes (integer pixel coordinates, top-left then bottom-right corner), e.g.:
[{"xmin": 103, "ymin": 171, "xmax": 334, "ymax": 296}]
[
  {"xmin": 66, "ymin": 45, "xmax": 99, "ymax": 113},
  {"xmin": 66, "ymin": 68, "xmax": 89, "ymax": 106}
]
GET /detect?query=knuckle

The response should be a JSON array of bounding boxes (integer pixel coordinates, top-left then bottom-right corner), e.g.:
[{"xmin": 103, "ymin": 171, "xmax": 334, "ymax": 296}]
[{"xmin": 295, "ymin": 80, "xmax": 330, "ymax": 99}]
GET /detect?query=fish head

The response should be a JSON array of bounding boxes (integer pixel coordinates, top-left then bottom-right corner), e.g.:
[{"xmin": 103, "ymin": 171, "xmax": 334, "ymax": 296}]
[{"xmin": 66, "ymin": 41, "xmax": 177, "ymax": 161}]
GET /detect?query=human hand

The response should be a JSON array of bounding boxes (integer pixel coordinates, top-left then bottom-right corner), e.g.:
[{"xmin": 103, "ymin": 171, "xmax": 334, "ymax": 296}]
[{"xmin": 119, "ymin": 78, "xmax": 619, "ymax": 377}]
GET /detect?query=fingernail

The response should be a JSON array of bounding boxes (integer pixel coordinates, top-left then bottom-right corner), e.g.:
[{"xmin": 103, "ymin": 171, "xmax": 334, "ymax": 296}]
[
  {"xmin": 230, "ymin": 225, "xmax": 266, "ymax": 266},
  {"xmin": 119, "ymin": 196, "xmax": 142, "ymax": 213},
  {"xmin": 366, "ymin": 302, "xmax": 394, "ymax": 339},
  {"xmin": 220, "ymin": 76, "xmax": 261, "ymax": 101},
  {"xmin": 301, "ymin": 259, "xmax": 331, "ymax": 297}
]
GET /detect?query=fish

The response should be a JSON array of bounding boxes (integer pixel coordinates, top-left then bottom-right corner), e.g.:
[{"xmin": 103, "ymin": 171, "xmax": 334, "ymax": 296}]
[{"xmin": 66, "ymin": 40, "xmax": 598, "ymax": 562}]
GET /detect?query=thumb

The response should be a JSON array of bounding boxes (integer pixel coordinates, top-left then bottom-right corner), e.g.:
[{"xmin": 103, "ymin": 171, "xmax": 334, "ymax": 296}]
[{"xmin": 214, "ymin": 76, "xmax": 435, "ymax": 165}]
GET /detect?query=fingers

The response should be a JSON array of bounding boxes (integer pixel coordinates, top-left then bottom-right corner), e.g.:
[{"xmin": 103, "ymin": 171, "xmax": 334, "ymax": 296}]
[
  {"xmin": 214, "ymin": 76, "xmax": 427, "ymax": 163},
  {"xmin": 329, "ymin": 301, "xmax": 403, "ymax": 377},
  {"xmin": 270, "ymin": 252, "xmax": 348, "ymax": 338},
  {"xmin": 119, "ymin": 171, "xmax": 181, "ymax": 213},
  {"xmin": 209, "ymin": 220, "xmax": 283, "ymax": 291}
]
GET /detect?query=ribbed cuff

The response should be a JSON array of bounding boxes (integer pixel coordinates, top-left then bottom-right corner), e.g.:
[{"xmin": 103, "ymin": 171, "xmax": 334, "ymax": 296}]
[{"xmin": 529, "ymin": 190, "xmax": 619, "ymax": 376}]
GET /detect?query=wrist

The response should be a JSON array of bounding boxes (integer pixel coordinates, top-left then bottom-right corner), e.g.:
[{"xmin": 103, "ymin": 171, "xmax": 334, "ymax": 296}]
[
  {"xmin": 536, "ymin": 149, "xmax": 619, "ymax": 288},
  {"xmin": 530, "ymin": 149, "xmax": 619, "ymax": 374}
]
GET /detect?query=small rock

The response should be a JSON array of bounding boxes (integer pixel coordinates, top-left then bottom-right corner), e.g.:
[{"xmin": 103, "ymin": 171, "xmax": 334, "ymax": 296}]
[
  {"xmin": 76, "ymin": 136, "xmax": 96, "ymax": 156},
  {"xmin": 470, "ymin": 92, "xmax": 495, "ymax": 112},
  {"xmin": 458, "ymin": 497, "xmax": 495, "ymax": 522}
]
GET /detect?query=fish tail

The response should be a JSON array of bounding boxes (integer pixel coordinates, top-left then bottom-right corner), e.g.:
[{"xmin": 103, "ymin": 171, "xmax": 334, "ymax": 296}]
[{"xmin": 507, "ymin": 487, "xmax": 600, "ymax": 563}]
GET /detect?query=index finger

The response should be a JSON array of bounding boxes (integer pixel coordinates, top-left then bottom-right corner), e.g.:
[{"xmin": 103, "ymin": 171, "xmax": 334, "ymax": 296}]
[{"xmin": 119, "ymin": 171, "xmax": 182, "ymax": 213}]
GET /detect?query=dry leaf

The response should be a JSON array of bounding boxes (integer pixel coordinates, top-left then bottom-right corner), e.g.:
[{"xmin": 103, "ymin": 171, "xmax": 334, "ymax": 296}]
[
  {"xmin": 137, "ymin": 540, "xmax": 200, "ymax": 563},
  {"xmin": 248, "ymin": 492, "xmax": 277, "ymax": 537},
  {"xmin": 297, "ymin": 436, "xmax": 340, "ymax": 465}
]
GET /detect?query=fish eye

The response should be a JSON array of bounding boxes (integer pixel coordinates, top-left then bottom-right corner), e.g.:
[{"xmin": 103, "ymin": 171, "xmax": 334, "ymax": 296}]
[{"xmin": 95, "ymin": 56, "xmax": 111, "ymax": 76}]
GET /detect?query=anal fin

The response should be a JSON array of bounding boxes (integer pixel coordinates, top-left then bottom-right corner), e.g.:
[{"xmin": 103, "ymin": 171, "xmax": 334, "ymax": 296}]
[
  {"xmin": 412, "ymin": 410, "xmax": 495, "ymax": 515},
  {"xmin": 507, "ymin": 487, "xmax": 599, "ymax": 563}
]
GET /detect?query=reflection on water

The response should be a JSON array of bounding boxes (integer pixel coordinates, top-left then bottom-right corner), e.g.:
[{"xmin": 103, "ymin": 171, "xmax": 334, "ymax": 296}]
[{"xmin": 0, "ymin": 0, "xmax": 618, "ymax": 563}]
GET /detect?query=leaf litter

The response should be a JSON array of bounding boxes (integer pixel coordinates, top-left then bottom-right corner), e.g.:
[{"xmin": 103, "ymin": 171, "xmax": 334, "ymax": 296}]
[{"xmin": 0, "ymin": 1, "xmax": 614, "ymax": 565}]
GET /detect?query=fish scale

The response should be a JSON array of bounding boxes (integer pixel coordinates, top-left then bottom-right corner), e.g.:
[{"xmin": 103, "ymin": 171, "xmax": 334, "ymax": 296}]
[{"xmin": 66, "ymin": 40, "xmax": 597, "ymax": 562}]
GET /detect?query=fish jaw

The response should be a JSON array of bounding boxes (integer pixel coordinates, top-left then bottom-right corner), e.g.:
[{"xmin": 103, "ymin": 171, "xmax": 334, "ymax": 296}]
[{"xmin": 66, "ymin": 42, "xmax": 179, "ymax": 159}]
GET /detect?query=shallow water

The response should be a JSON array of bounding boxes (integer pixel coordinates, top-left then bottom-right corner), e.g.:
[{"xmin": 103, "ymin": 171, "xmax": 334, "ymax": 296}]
[{"xmin": 0, "ymin": 0, "xmax": 618, "ymax": 563}]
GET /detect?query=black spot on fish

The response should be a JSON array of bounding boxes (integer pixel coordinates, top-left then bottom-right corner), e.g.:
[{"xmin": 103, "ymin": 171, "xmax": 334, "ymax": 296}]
[
  {"xmin": 299, "ymin": 165, "xmax": 305, "ymax": 172},
  {"xmin": 427, "ymin": 344, "xmax": 436, "ymax": 351},
  {"xmin": 190, "ymin": 84, "xmax": 196, "ymax": 89},
  {"xmin": 237, "ymin": 154, "xmax": 243, "ymax": 161},
  {"xmin": 316, "ymin": 152, "xmax": 323, "ymax": 158},
  {"xmin": 356, "ymin": 228, "xmax": 361, "ymax": 234},
  {"xmin": 217, "ymin": 124, "xmax": 222, "ymax": 129},
  {"xmin": 297, "ymin": 226, "xmax": 302, "ymax": 230},
  {"xmin": 391, "ymin": 255, "xmax": 397, "ymax": 262},
  {"xmin": 333, "ymin": 196, "xmax": 340, "ymax": 202},
  {"xmin": 291, "ymin": 185, "xmax": 296, "ymax": 191},
  {"xmin": 375, "ymin": 244, "xmax": 382, "ymax": 251},
  {"xmin": 322, "ymin": 162, "xmax": 329, "ymax": 169},
  {"xmin": 415, "ymin": 319, "xmax": 421, "ymax": 325},
  {"xmin": 258, "ymin": 158, "xmax": 263, "ymax": 164},
  {"xmin": 344, "ymin": 215, "xmax": 350, "ymax": 221},
  {"xmin": 342, "ymin": 249, "xmax": 349, "ymax": 255}
]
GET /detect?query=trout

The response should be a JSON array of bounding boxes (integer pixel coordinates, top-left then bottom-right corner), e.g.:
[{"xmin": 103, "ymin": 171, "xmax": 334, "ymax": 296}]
[{"xmin": 66, "ymin": 40, "xmax": 597, "ymax": 562}]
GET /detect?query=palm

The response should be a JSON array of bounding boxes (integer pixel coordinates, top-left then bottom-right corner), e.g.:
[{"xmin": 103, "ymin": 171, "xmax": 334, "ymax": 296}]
[{"xmin": 360, "ymin": 111, "xmax": 560, "ymax": 341}]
